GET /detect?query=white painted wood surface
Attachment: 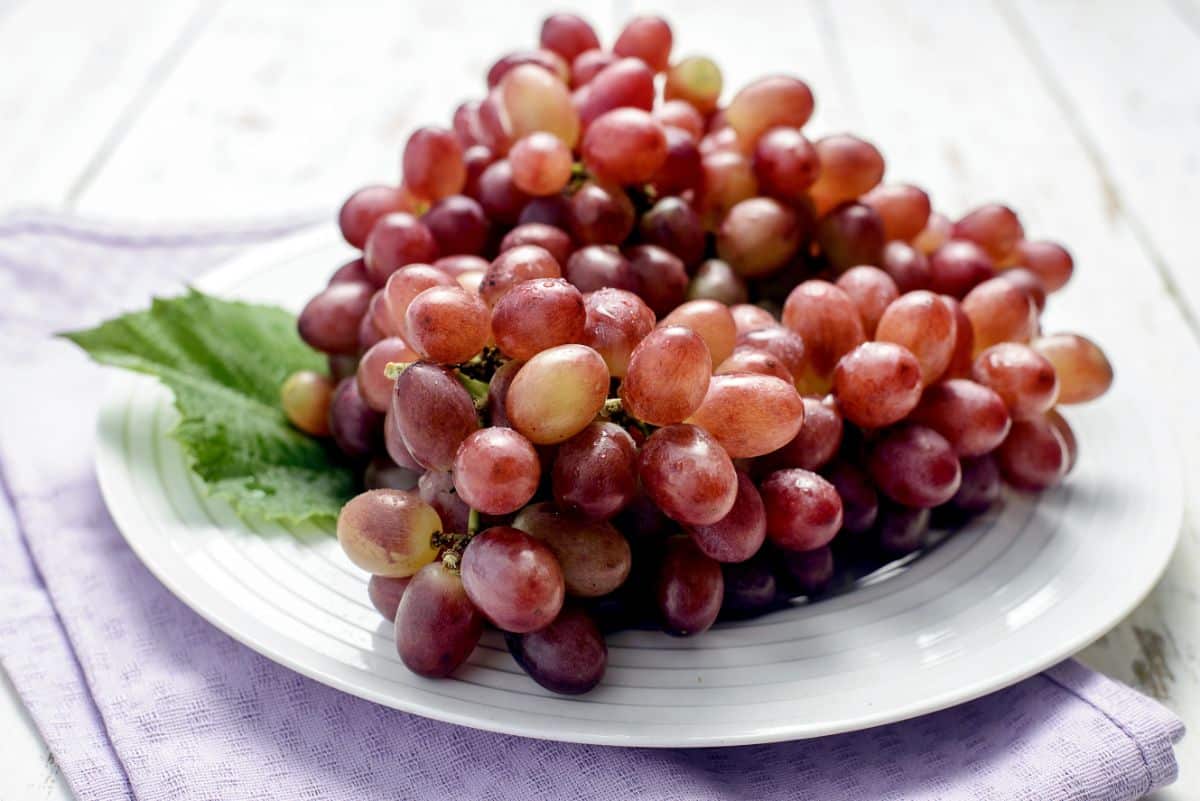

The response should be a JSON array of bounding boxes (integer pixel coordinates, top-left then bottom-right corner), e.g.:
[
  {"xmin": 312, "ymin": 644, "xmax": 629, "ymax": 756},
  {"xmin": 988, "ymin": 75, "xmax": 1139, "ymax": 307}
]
[{"xmin": 1, "ymin": 0, "xmax": 1197, "ymax": 797}]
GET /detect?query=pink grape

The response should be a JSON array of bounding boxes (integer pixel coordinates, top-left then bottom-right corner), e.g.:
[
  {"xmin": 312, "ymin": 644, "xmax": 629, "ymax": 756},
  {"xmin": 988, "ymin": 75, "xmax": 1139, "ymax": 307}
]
[
  {"xmin": 686, "ymin": 373, "xmax": 806, "ymax": 457},
  {"xmin": 725, "ymin": 76, "xmax": 815, "ymax": 146},
  {"xmin": 626, "ymin": 244, "xmax": 689, "ymax": 317},
  {"xmin": 390, "ymin": 363, "xmax": 479, "ymax": 471},
  {"xmin": 474, "ymin": 159, "xmax": 530, "ymax": 224},
  {"xmin": 417, "ymin": 468, "xmax": 469, "ymax": 534},
  {"xmin": 328, "ymin": 257, "xmax": 370, "ymax": 286},
  {"xmin": 328, "ymin": 378, "xmax": 383, "ymax": 459},
  {"xmin": 760, "ymin": 469, "xmax": 844, "ymax": 552},
  {"xmin": 868, "ymin": 425, "xmax": 962, "ymax": 508},
  {"xmin": 571, "ymin": 49, "xmax": 617, "ymax": 87},
  {"xmin": 997, "ymin": 267, "xmax": 1048, "ymax": 312},
  {"xmin": 638, "ymin": 424, "xmax": 738, "ymax": 525},
  {"xmin": 833, "ymin": 341, "xmax": 924, "ymax": 429},
  {"xmin": 651, "ymin": 125, "xmax": 703, "ymax": 195},
  {"xmin": 403, "ymin": 127, "xmax": 466, "ymax": 202},
  {"xmin": 943, "ymin": 295, "xmax": 976, "ymax": 378},
  {"xmin": 492, "ymin": 278, "xmax": 586, "ymax": 360},
  {"xmin": 339, "ymin": 185, "xmax": 412, "ymax": 249},
  {"xmin": 506, "ymin": 606, "xmax": 607, "ymax": 694},
  {"xmin": 481, "ymin": 244, "xmax": 562, "ymax": 307},
  {"xmin": 861, "ymin": 183, "xmax": 932, "ymax": 241},
  {"xmin": 736, "ymin": 326, "xmax": 808, "ymax": 382},
  {"xmin": 953, "ymin": 204, "xmax": 1024, "ymax": 264},
  {"xmin": 880, "ymin": 240, "xmax": 932, "ymax": 293},
  {"xmin": 1014, "ymin": 240, "xmax": 1073, "ymax": 292},
  {"xmin": 909, "ymin": 378, "xmax": 1013, "ymax": 457},
  {"xmin": 582, "ymin": 108, "xmax": 668, "ymax": 185},
  {"xmin": 499, "ymin": 223, "xmax": 573, "ymax": 266},
  {"xmin": 1033, "ymin": 334, "xmax": 1114, "ymax": 404},
  {"xmin": 461, "ymin": 526, "xmax": 565, "ymax": 633},
  {"xmin": 368, "ymin": 574, "xmax": 411, "ymax": 621},
  {"xmin": 836, "ymin": 265, "xmax": 900, "ymax": 337},
  {"xmin": 382, "ymin": 264, "xmax": 456, "ymax": 335},
  {"xmin": 620, "ymin": 326, "xmax": 712, "ymax": 425},
  {"xmin": 298, "ymin": 281, "xmax": 373, "ymax": 355},
  {"xmin": 509, "ymin": 132, "xmax": 574, "ymax": 196},
  {"xmin": 753, "ymin": 127, "xmax": 820, "ymax": 203},
  {"xmin": 453, "ymin": 427, "xmax": 541, "ymax": 515},
  {"xmin": 962, "ymin": 277, "xmax": 1038, "ymax": 352},
  {"xmin": 717, "ymin": 197, "xmax": 804, "ymax": 277},
  {"xmin": 657, "ymin": 536, "xmax": 724, "ymax": 635},
  {"xmin": 660, "ymin": 299, "xmax": 737, "ymax": 365},
  {"xmin": 540, "ymin": 13, "xmax": 601, "ymax": 63},
  {"xmin": 576, "ymin": 58, "xmax": 656, "ymax": 128},
  {"xmin": 487, "ymin": 49, "xmax": 569, "ymax": 88},
  {"xmin": 506, "ymin": 344, "xmax": 610, "ymax": 444},
  {"xmin": 696, "ymin": 151, "xmax": 758, "ymax": 228},
  {"xmin": 685, "ymin": 471, "xmax": 767, "ymax": 563},
  {"xmin": 356, "ymin": 337, "xmax": 418, "ymax": 413},
  {"xmin": 395, "ymin": 562, "xmax": 483, "ymax": 677},
  {"xmin": 404, "ymin": 285, "xmax": 490, "ymax": 364},
  {"xmin": 809, "ymin": 134, "xmax": 885, "ymax": 215},
  {"xmin": 552, "ymin": 422, "xmax": 639, "ymax": 521},
  {"xmin": 817, "ymin": 201, "xmax": 885, "ymax": 273},
  {"xmin": 717, "ymin": 348, "xmax": 793, "ymax": 382},
  {"xmin": 928, "ymin": 239, "xmax": 995, "ymax": 298},
  {"xmin": 730, "ymin": 303, "xmax": 777, "ymax": 335},
  {"xmin": 363, "ymin": 213, "xmax": 439, "ymax": 285},
  {"xmin": 912, "ymin": 211, "xmax": 953, "ymax": 255},
  {"xmin": 996, "ymin": 417, "xmax": 1068, "ymax": 491},
  {"xmin": 613, "ymin": 15, "xmax": 673, "ymax": 72},
  {"xmin": 565, "ymin": 246, "xmax": 638, "ymax": 293},
  {"xmin": 782, "ymin": 280, "xmax": 866, "ymax": 393},
  {"xmin": 568, "ymin": 180, "xmax": 636, "ymax": 245},
  {"xmin": 874, "ymin": 290, "xmax": 958, "ymax": 385},
  {"xmin": 422, "ymin": 195, "xmax": 489, "ymax": 256},
  {"xmin": 336, "ymin": 489, "xmax": 440, "ymax": 577},
  {"xmin": 581, "ymin": 288, "xmax": 656, "ymax": 377},
  {"xmin": 971, "ymin": 343, "xmax": 1060, "ymax": 419},
  {"xmin": 654, "ymin": 100, "xmax": 705, "ymax": 141},
  {"xmin": 766, "ymin": 396, "xmax": 843, "ymax": 471},
  {"xmin": 498, "ymin": 64, "xmax": 580, "ymax": 146}
]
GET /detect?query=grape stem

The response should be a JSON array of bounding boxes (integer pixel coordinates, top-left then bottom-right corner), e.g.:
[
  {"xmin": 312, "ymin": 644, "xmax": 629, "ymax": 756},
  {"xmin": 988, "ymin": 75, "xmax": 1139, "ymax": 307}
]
[
  {"xmin": 600, "ymin": 397, "xmax": 654, "ymax": 438},
  {"xmin": 383, "ymin": 361, "xmax": 412, "ymax": 380},
  {"xmin": 467, "ymin": 507, "xmax": 480, "ymax": 535},
  {"xmin": 455, "ymin": 372, "xmax": 490, "ymax": 412}
]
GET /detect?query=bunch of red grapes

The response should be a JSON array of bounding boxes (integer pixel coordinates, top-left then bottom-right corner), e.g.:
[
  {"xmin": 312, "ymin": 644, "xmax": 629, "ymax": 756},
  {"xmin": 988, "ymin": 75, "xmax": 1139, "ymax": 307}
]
[{"xmin": 281, "ymin": 12, "xmax": 1114, "ymax": 695}]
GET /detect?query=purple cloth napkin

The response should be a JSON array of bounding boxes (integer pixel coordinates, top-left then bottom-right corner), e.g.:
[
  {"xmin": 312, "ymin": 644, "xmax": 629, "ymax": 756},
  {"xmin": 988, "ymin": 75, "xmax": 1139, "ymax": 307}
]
[{"xmin": 0, "ymin": 212, "xmax": 1184, "ymax": 801}]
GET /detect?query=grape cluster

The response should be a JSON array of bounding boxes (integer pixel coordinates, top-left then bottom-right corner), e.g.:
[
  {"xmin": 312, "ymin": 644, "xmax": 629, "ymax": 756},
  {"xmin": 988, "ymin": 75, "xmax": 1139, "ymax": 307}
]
[{"xmin": 282, "ymin": 13, "xmax": 1113, "ymax": 695}]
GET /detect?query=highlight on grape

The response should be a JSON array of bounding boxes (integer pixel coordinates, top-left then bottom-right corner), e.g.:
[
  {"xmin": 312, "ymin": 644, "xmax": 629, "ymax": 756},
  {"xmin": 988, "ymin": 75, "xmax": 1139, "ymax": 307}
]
[{"xmin": 288, "ymin": 12, "xmax": 1113, "ymax": 694}]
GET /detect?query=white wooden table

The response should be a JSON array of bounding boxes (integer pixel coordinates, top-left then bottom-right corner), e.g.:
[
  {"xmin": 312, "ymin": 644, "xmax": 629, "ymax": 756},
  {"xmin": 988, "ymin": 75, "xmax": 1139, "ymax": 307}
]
[{"xmin": 2, "ymin": 0, "xmax": 1198, "ymax": 798}]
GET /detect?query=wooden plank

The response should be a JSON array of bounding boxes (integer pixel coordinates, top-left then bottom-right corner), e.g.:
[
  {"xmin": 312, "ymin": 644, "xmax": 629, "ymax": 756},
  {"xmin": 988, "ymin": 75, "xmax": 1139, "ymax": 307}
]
[
  {"xmin": 75, "ymin": 0, "xmax": 604, "ymax": 219},
  {"xmin": 817, "ymin": 2, "xmax": 1200, "ymax": 795},
  {"xmin": 1006, "ymin": 0, "xmax": 1200, "ymax": 332},
  {"xmin": 0, "ymin": 0, "xmax": 204, "ymax": 210}
]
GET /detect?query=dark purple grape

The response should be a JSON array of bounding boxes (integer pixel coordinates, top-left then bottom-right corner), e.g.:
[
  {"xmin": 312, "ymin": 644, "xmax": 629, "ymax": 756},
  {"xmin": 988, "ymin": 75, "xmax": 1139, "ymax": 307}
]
[
  {"xmin": 328, "ymin": 378, "xmax": 383, "ymax": 459},
  {"xmin": 395, "ymin": 562, "xmax": 483, "ymax": 677},
  {"xmin": 390, "ymin": 363, "xmax": 479, "ymax": 471},
  {"xmin": 506, "ymin": 607, "xmax": 607, "ymax": 694},
  {"xmin": 657, "ymin": 536, "xmax": 724, "ymax": 636}
]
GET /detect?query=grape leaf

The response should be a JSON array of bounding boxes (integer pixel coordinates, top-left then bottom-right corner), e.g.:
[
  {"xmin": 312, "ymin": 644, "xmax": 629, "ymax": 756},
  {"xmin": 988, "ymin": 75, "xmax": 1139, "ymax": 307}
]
[{"xmin": 62, "ymin": 289, "xmax": 355, "ymax": 525}]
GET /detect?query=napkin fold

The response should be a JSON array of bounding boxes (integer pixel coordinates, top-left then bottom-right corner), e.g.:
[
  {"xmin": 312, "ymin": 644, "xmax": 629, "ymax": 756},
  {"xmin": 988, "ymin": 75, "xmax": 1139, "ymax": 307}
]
[{"xmin": 0, "ymin": 212, "xmax": 1183, "ymax": 801}]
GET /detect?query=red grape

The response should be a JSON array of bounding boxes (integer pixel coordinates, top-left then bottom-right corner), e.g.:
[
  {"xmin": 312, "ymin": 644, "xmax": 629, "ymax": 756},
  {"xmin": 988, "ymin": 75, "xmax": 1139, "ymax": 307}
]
[
  {"xmin": 730, "ymin": 303, "xmax": 777, "ymax": 335},
  {"xmin": 576, "ymin": 58, "xmax": 656, "ymax": 128},
  {"xmin": 639, "ymin": 424, "xmax": 738, "ymax": 525},
  {"xmin": 364, "ymin": 213, "xmax": 440, "ymax": 284},
  {"xmin": 996, "ymin": 267, "xmax": 1047, "ymax": 312},
  {"xmin": 654, "ymin": 100, "xmax": 705, "ymax": 141},
  {"xmin": 403, "ymin": 127, "xmax": 466, "ymax": 202},
  {"xmin": 909, "ymin": 378, "xmax": 1012, "ymax": 457},
  {"xmin": 382, "ymin": 264, "xmax": 455, "ymax": 334},
  {"xmin": 368, "ymin": 574, "xmax": 410, "ymax": 621},
  {"xmin": 836, "ymin": 265, "xmax": 900, "ymax": 336},
  {"xmin": 620, "ymin": 326, "xmax": 712, "ymax": 425},
  {"xmin": 962, "ymin": 277, "xmax": 1038, "ymax": 352},
  {"xmin": 487, "ymin": 49, "xmax": 569, "ymax": 88},
  {"xmin": 565, "ymin": 245, "xmax": 638, "ymax": 293},
  {"xmin": 513, "ymin": 503, "xmax": 633, "ymax": 597},
  {"xmin": 782, "ymin": 280, "xmax": 866, "ymax": 393},
  {"xmin": 498, "ymin": 64, "xmax": 580, "ymax": 146},
  {"xmin": 736, "ymin": 325, "xmax": 809, "ymax": 382},
  {"xmin": 492, "ymin": 277, "xmax": 586, "ymax": 360},
  {"xmin": 660, "ymin": 299, "xmax": 737, "ymax": 365},
  {"xmin": 696, "ymin": 151, "xmax": 758, "ymax": 228},
  {"xmin": 613, "ymin": 15, "xmax": 673, "ymax": 72},
  {"xmin": 481, "ymin": 244, "xmax": 562, "ymax": 307},
  {"xmin": 996, "ymin": 417, "xmax": 1068, "ymax": 491},
  {"xmin": 474, "ymin": 159, "xmax": 530, "ymax": 225},
  {"xmin": 568, "ymin": 180, "xmax": 636, "ymax": 245},
  {"xmin": 461, "ymin": 526, "xmax": 565, "ymax": 633},
  {"xmin": 877, "ymin": 503, "xmax": 930, "ymax": 556},
  {"xmin": 651, "ymin": 125, "xmax": 703, "ymax": 195},
  {"xmin": 766, "ymin": 396, "xmax": 843, "ymax": 471},
  {"xmin": 833, "ymin": 341, "xmax": 923, "ymax": 428},
  {"xmin": 861, "ymin": 183, "xmax": 932, "ymax": 241},
  {"xmin": 868, "ymin": 425, "xmax": 962, "ymax": 508},
  {"xmin": 500, "ymin": 222, "xmax": 573, "ymax": 266},
  {"xmin": 640, "ymin": 197, "xmax": 706, "ymax": 268},
  {"xmin": 582, "ymin": 108, "xmax": 668, "ymax": 185},
  {"xmin": 580, "ymin": 288, "xmax": 656, "ymax": 377},
  {"xmin": 509, "ymin": 132, "xmax": 574, "ymax": 196},
  {"xmin": 506, "ymin": 344, "xmax": 610, "ymax": 444},
  {"xmin": 356, "ymin": 336, "xmax": 417, "ymax": 413},
  {"xmin": 718, "ymin": 197, "xmax": 804, "ymax": 277},
  {"xmin": 339, "ymin": 185, "xmax": 412, "ymax": 249},
  {"xmin": 1014, "ymin": 239, "xmax": 1073, "ymax": 292},
  {"xmin": 880, "ymin": 240, "xmax": 932, "ymax": 292},
  {"xmin": 422, "ymin": 194, "xmax": 489, "ymax": 256},
  {"xmin": 506, "ymin": 606, "xmax": 607, "ymax": 694},
  {"xmin": 823, "ymin": 458, "xmax": 879, "ymax": 535},
  {"xmin": 390, "ymin": 362, "xmax": 479, "ymax": 471},
  {"xmin": 809, "ymin": 134, "xmax": 885, "ymax": 215},
  {"xmin": 626, "ymin": 244, "xmax": 688, "ymax": 316},
  {"xmin": 685, "ymin": 471, "xmax": 766, "ymax": 563},
  {"xmin": 552, "ymin": 422, "xmax": 638, "ymax": 521},
  {"xmin": 571, "ymin": 49, "xmax": 617, "ymax": 87},
  {"xmin": 337, "ymin": 489, "xmax": 440, "ymax": 576},
  {"xmin": 953, "ymin": 204, "xmax": 1024, "ymax": 264},
  {"xmin": 540, "ymin": 13, "xmax": 601, "ymax": 63},
  {"xmin": 395, "ymin": 561, "xmax": 483, "ymax": 677},
  {"xmin": 928, "ymin": 239, "xmax": 995, "ymax": 298},
  {"xmin": 912, "ymin": 211, "xmax": 952, "ymax": 254},
  {"xmin": 686, "ymin": 373, "xmax": 806, "ymax": 457},
  {"xmin": 725, "ymin": 76, "xmax": 815, "ymax": 146},
  {"xmin": 1033, "ymin": 333, "xmax": 1113, "ymax": 404},
  {"xmin": 328, "ymin": 377, "xmax": 383, "ymax": 459},
  {"xmin": 689, "ymin": 259, "xmax": 749, "ymax": 305},
  {"xmin": 817, "ymin": 201, "xmax": 885, "ymax": 272},
  {"xmin": 971, "ymin": 343, "xmax": 1060, "ymax": 419},
  {"xmin": 753, "ymin": 127, "xmax": 820, "ymax": 202},
  {"xmin": 404, "ymin": 285, "xmax": 490, "ymax": 364},
  {"xmin": 760, "ymin": 469, "xmax": 843, "ymax": 552},
  {"xmin": 657, "ymin": 536, "xmax": 724, "ymax": 635},
  {"xmin": 298, "ymin": 281, "xmax": 373, "ymax": 355}
]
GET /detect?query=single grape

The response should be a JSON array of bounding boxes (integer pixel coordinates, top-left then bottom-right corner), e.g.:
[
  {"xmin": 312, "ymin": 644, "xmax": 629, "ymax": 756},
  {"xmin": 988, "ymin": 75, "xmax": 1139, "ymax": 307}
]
[
  {"xmin": 809, "ymin": 134, "xmax": 886, "ymax": 215},
  {"xmin": 657, "ymin": 536, "xmax": 724, "ymax": 635},
  {"xmin": 626, "ymin": 244, "xmax": 689, "ymax": 317},
  {"xmin": 329, "ymin": 378, "xmax": 383, "ymax": 459},
  {"xmin": 836, "ymin": 265, "xmax": 900, "ymax": 336},
  {"xmin": 461, "ymin": 526, "xmax": 565, "ymax": 633},
  {"xmin": 640, "ymin": 197, "xmax": 706, "ymax": 268},
  {"xmin": 487, "ymin": 48, "xmax": 569, "ymax": 88},
  {"xmin": 765, "ymin": 396, "xmax": 843, "ymax": 471},
  {"xmin": 580, "ymin": 288, "xmax": 656, "ymax": 377},
  {"xmin": 880, "ymin": 240, "xmax": 932, "ymax": 293},
  {"xmin": 568, "ymin": 180, "xmax": 636, "ymax": 245},
  {"xmin": 716, "ymin": 348, "xmax": 791, "ymax": 382},
  {"xmin": 861, "ymin": 183, "xmax": 932, "ymax": 242},
  {"xmin": 404, "ymin": 286, "xmax": 490, "ymax": 364},
  {"xmin": 422, "ymin": 194, "xmax": 489, "ymax": 256},
  {"xmin": 491, "ymin": 278, "xmax": 585, "ymax": 360},
  {"xmin": 613, "ymin": 15, "xmax": 673, "ymax": 72},
  {"xmin": 1014, "ymin": 239, "xmax": 1073, "ymax": 292},
  {"xmin": 339, "ymin": 185, "xmax": 411, "ymax": 249},
  {"xmin": 363, "ymin": 213, "xmax": 440, "ymax": 285},
  {"xmin": 782, "ymin": 280, "xmax": 866, "ymax": 393},
  {"xmin": 664, "ymin": 55, "xmax": 722, "ymax": 114},
  {"xmin": 833, "ymin": 341, "xmax": 923, "ymax": 428},
  {"xmin": 368, "ymin": 574, "xmax": 411, "ymax": 621},
  {"xmin": 520, "ymin": 193, "xmax": 573, "ymax": 228},
  {"xmin": 565, "ymin": 245, "xmax": 638, "ymax": 293},
  {"xmin": 452, "ymin": 427, "xmax": 540, "ymax": 515},
  {"xmin": 953, "ymin": 204, "xmax": 1024, "ymax": 264},
  {"xmin": 382, "ymin": 264, "xmax": 455, "ymax": 335},
  {"xmin": 552, "ymin": 422, "xmax": 638, "ymax": 521},
  {"xmin": 696, "ymin": 151, "xmax": 758, "ymax": 228},
  {"xmin": 395, "ymin": 562, "xmax": 483, "ymax": 677},
  {"xmin": 571, "ymin": 49, "xmax": 617, "ymax": 87},
  {"xmin": 363, "ymin": 456, "xmax": 418, "ymax": 491},
  {"xmin": 576, "ymin": 58, "xmax": 656, "ymax": 127},
  {"xmin": 403, "ymin": 127, "xmax": 466, "ymax": 202},
  {"xmin": 722, "ymin": 556, "xmax": 779, "ymax": 615},
  {"xmin": 513, "ymin": 502, "xmax": 633, "ymax": 598},
  {"xmin": 654, "ymin": 100, "xmax": 705, "ymax": 141},
  {"xmin": 499, "ymin": 222, "xmax": 572, "ymax": 266},
  {"xmin": 996, "ymin": 417, "xmax": 1068, "ymax": 491},
  {"xmin": 384, "ymin": 409, "xmax": 422, "ymax": 471},
  {"xmin": 281, "ymin": 370, "xmax": 334, "ymax": 436},
  {"xmin": 651, "ymin": 125, "xmax": 703, "ymax": 195},
  {"xmin": 717, "ymin": 197, "xmax": 804, "ymax": 277},
  {"xmin": 620, "ymin": 326, "xmax": 712, "ymax": 425},
  {"xmin": 877, "ymin": 503, "xmax": 930, "ymax": 556},
  {"xmin": 817, "ymin": 201, "xmax": 885, "ymax": 273},
  {"xmin": 730, "ymin": 303, "xmax": 778, "ymax": 335},
  {"xmin": 725, "ymin": 76, "xmax": 815, "ymax": 146},
  {"xmin": 1047, "ymin": 409, "xmax": 1079, "ymax": 473},
  {"xmin": 971, "ymin": 343, "xmax": 1060, "ymax": 419},
  {"xmin": 736, "ymin": 325, "xmax": 808, "ymax": 382},
  {"xmin": 461, "ymin": 144, "xmax": 494, "ymax": 196},
  {"xmin": 928, "ymin": 239, "xmax": 995, "ymax": 298},
  {"xmin": 417, "ymin": 468, "xmax": 469, "ymax": 534},
  {"xmin": 760, "ymin": 469, "xmax": 843, "ymax": 551},
  {"xmin": 686, "ymin": 373, "xmax": 806, "ymax": 457},
  {"xmin": 507, "ymin": 344, "xmax": 610, "ymax": 444},
  {"xmin": 356, "ymin": 337, "xmax": 417, "ymax": 413},
  {"xmin": 686, "ymin": 471, "xmax": 767, "ymax": 563},
  {"xmin": 453, "ymin": 101, "xmax": 486, "ymax": 148},
  {"xmin": 944, "ymin": 454, "xmax": 1002, "ymax": 517},
  {"xmin": 699, "ymin": 126, "xmax": 741, "ymax": 155},
  {"xmin": 660, "ymin": 299, "xmax": 737, "ymax": 365},
  {"xmin": 337, "ymin": 489, "xmax": 440, "ymax": 576},
  {"xmin": 639, "ymin": 424, "xmax": 738, "ymax": 525},
  {"xmin": 329, "ymin": 257, "xmax": 371, "ymax": 286},
  {"xmin": 909, "ymin": 378, "xmax": 1012, "ymax": 457},
  {"xmin": 540, "ymin": 13, "xmax": 601, "ymax": 63},
  {"xmin": 779, "ymin": 546, "xmax": 835, "ymax": 596},
  {"xmin": 435, "ymin": 254, "xmax": 490, "ymax": 279},
  {"xmin": 874, "ymin": 290, "xmax": 958, "ymax": 385},
  {"xmin": 868, "ymin": 425, "xmax": 962, "ymax": 508},
  {"xmin": 689, "ymin": 259, "xmax": 749, "ymax": 305},
  {"xmin": 474, "ymin": 159, "xmax": 530, "ymax": 225},
  {"xmin": 390, "ymin": 363, "xmax": 479, "ymax": 471},
  {"xmin": 498, "ymin": 64, "xmax": 580, "ymax": 146},
  {"xmin": 912, "ymin": 211, "xmax": 953, "ymax": 255},
  {"xmin": 752, "ymin": 127, "xmax": 819, "ymax": 203},
  {"xmin": 1033, "ymin": 333, "xmax": 1114, "ymax": 404},
  {"xmin": 298, "ymin": 281, "xmax": 373, "ymax": 355},
  {"xmin": 506, "ymin": 606, "xmax": 607, "ymax": 694},
  {"xmin": 509, "ymin": 132, "xmax": 574, "ymax": 196},
  {"xmin": 582, "ymin": 108, "xmax": 668, "ymax": 185},
  {"xmin": 481, "ymin": 244, "xmax": 562, "ymax": 307},
  {"xmin": 962, "ymin": 277, "xmax": 1038, "ymax": 353},
  {"xmin": 942, "ymin": 295, "xmax": 976, "ymax": 379},
  {"xmin": 996, "ymin": 267, "xmax": 1047, "ymax": 312},
  {"xmin": 823, "ymin": 458, "xmax": 879, "ymax": 534}
]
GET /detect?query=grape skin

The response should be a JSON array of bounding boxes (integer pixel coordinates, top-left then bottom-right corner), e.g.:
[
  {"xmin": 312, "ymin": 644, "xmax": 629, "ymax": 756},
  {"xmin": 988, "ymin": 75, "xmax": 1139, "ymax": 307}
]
[
  {"xmin": 506, "ymin": 607, "xmax": 608, "ymax": 694},
  {"xmin": 686, "ymin": 471, "xmax": 767, "ymax": 563},
  {"xmin": 453, "ymin": 427, "xmax": 541, "ymax": 515},
  {"xmin": 337, "ymin": 489, "xmax": 441, "ymax": 577},
  {"xmin": 620, "ymin": 326, "xmax": 712, "ymax": 426},
  {"xmin": 461, "ymin": 526, "xmax": 566, "ymax": 633},
  {"xmin": 686, "ymin": 373, "xmax": 807, "ymax": 458},
  {"xmin": 512, "ymin": 503, "xmax": 633, "ymax": 597},
  {"xmin": 760, "ymin": 469, "xmax": 844, "ymax": 552},
  {"xmin": 638, "ymin": 424, "xmax": 738, "ymax": 526},
  {"xmin": 395, "ymin": 562, "xmax": 483, "ymax": 677},
  {"xmin": 657, "ymin": 537, "xmax": 724, "ymax": 636}
]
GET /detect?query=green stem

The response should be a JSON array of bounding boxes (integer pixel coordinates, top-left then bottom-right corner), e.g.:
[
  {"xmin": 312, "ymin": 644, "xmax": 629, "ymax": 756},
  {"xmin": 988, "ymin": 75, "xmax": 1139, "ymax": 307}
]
[
  {"xmin": 383, "ymin": 361, "xmax": 412, "ymax": 380},
  {"xmin": 456, "ymin": 372, "xmax": 490, "ymax": 413},
  {"xmin": 467, "ymin": 507, "xmax": 480, "ymax": 535}
]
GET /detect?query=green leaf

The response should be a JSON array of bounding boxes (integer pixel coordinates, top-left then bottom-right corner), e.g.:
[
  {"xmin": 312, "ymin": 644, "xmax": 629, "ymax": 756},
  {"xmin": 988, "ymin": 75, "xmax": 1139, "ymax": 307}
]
[{"xmin": 62, "ymin": 289, "xmax": 355, "ymax": 525}]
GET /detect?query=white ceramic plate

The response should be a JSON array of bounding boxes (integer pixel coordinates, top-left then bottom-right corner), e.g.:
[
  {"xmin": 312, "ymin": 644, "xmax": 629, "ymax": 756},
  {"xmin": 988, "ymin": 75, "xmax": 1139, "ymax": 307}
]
[{"xmin": 95, "ymin": 225, "xmax": 1183, "ymax": 747}]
